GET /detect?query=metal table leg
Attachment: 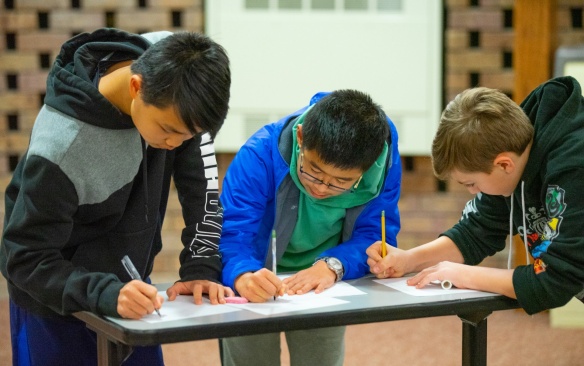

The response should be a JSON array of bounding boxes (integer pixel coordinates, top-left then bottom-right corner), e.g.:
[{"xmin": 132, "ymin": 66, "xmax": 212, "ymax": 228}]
[
  {"xmin": 95, "ymin": 332, "xmax": 133, "ymax": 366},
  {"xmin": 458, "ymin": 311, "xmax": 491, "ymax": 366}
]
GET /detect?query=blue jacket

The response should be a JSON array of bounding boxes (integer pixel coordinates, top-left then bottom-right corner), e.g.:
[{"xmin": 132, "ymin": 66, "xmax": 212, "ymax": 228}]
[{"xmin": 220, "ymin": 92, "xmax": 402, "ymax": 289}]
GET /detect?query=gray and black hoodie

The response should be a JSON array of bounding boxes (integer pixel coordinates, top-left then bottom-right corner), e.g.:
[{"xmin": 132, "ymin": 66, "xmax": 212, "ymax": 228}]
[
  {"xmin": 443, "ymin": 76, "xmax": 584, "ymax": 314},
  {"xmin": 1, "ymin": 28, "xmax": 223, "ymax": 318}
]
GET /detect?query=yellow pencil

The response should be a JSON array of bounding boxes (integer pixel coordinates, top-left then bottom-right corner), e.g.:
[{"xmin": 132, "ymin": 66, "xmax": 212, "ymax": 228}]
[{"xmin": 381, "ymin": 210, "xmax": 386, "ymax": 257}]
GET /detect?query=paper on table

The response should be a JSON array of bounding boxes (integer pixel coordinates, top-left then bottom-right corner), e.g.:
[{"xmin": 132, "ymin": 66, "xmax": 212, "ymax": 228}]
[
  {"xmin": 225, "ymin": 292, "xmax": 349, "ymax": 316},
  {"xmin": 374, "ymin": 277, "xmax": 486, "ymax": 297},
  {"xmin": 318, "ymin": 280, "xmax": 366, "ymax": 297},
  {"xmin": 108, "ymin": 276, "xmax": 366, "ymax": 323},
  {"xmin": 222, "ymin": 276, "xmax": 363, "ymax": 315},
  {"xmin": 109, "ymin": 292, "xmax": 243, "ymax": 324}
]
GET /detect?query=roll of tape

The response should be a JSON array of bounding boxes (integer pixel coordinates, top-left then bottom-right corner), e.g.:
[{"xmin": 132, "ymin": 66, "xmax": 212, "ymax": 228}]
[{"xmin": 441, "ymin": 280, "xmax": 452, "ymax": 290}]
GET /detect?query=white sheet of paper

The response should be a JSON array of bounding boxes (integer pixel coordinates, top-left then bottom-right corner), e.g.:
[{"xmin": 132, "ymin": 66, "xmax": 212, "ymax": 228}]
[
  {"xmin": 218, "ymin": 275, "xmax": 362, "ymax": 315},
  {"xmin": 374, "ymin": 277, "xmax": 487, "ymax": 297},
  {"xmin": 314, "ymin": 280, "xmax": 367, "ymax": 297},
  {"xmin": 107, "ymin": 292, "xmax": 243, "ymax": 324},
  {"xmin": 225, "ymin": 292, "xmax": 349, "ymax": 315},
  {"xmin": 106, "ymin": 278, "xmax": 366, "ymax": 323}
]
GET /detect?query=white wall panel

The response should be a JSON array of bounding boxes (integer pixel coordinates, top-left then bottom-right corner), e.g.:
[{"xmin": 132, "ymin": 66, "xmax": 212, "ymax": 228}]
[{"xmin": 206, "ymin": 0, "xmax": 442, "ymax": 155}]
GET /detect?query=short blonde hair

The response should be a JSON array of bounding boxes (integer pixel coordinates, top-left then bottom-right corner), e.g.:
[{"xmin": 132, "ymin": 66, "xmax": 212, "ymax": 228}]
[{"xmin": 432, "ymin": 87, "xmax": 533, "ymax": 180}]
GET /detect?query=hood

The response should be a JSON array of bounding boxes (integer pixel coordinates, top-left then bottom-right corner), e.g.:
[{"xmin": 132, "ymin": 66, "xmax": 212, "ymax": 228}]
[
  {"xmin": 520, "ymin": 76, "xmax": 584, "ymax": 184},
  {"xmin": 44, "ymin": 28, "xmax": 151, "ymax": 130}
]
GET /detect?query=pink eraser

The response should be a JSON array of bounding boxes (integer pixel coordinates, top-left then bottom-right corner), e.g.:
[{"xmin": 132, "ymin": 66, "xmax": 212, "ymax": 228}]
[{"xmin": 225, "ymin": 296, "xmax": 249, "ymax": 304}]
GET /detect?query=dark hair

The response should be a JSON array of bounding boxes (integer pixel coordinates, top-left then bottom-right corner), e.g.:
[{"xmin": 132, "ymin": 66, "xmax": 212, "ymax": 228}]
[
  {"xmin": 131, "ymin": 32, "xmax": 231, "ymax": 138},
  {"xmin": 302, "ymin": 89, "xmax": 389, "ymax": 171}
]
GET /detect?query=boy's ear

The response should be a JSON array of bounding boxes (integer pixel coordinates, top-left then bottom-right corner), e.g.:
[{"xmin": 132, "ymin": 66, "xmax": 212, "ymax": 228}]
[
  {"xmin": 129, "ymin": 75, "xmax": 142, "ymax": 99},
  {"xmin": 296, "ymin": 124, "xmax": 303, "ymax": 147},
  {"xmin": 493, "ymin": 152, "xmax": 515, "ymax": 173}
]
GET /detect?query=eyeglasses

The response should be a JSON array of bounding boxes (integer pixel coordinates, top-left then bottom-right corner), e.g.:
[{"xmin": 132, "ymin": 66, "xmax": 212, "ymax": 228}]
[{"xmin": 299, "ymin": 153, "xmax": 362, "ymax": 193}]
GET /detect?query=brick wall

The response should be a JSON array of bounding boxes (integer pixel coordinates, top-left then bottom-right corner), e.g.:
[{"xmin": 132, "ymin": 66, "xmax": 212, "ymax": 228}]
[
  {"xmin": 1, "ymin": 1, "xmax": 584, "ymax": 278},
  {"xmin": 445, "ymin": 0, "xmax": 584, "ymax": 103}
]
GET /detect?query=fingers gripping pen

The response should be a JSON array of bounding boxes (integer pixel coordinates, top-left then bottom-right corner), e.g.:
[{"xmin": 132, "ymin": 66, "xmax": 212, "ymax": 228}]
[{"xmin": 122, "ymin": 255, "xmax": 162, "ymax": 317}]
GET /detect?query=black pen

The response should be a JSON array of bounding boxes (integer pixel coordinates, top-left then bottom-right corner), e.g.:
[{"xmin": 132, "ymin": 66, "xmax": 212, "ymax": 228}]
[{"xmin": 121, "ymin": 255, "xmax": 162, "ymax": 317}]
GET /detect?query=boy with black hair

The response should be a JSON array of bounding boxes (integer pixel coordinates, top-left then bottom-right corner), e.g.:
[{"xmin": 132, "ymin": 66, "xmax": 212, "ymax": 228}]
[
  {"xmin": 219, "ymin": 89, "xmax": 402, "ymax": 365},
  {"xmin": 368, "ymin": 76, "xmax": 584, "ymax": 315},
  {"xmin": 1, "ymin": 28, "xmax": 232, "ymax": 365}
]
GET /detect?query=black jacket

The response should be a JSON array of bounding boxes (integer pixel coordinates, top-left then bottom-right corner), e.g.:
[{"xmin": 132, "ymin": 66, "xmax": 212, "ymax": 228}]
[
  {"xmin": 443, "ymin": 76, "xmax": 584, "ymax": 314},
  {"xmin": 1, "ymin": 28, "xmax": 223, "ymax": 318}
]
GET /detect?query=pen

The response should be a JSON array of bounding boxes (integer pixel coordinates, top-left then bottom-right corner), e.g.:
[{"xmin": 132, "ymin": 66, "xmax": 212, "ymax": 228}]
[
  {"xmin": 121, "ymin": 255, "xmax": 161, "ymax": 317},
  {"xmin": 381, "ymin": 210, "xmax": 387, "ymax": 258},
  {"xmin": 271, "ymin": 229, "xmax": 277, "ymax": 301}
]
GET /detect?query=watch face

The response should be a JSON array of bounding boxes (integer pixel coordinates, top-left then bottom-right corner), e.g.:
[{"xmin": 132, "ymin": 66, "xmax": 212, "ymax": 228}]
[
  {"xmin": 324, "ymin": 257, "xmax": 344, "ymax": 282},
  {"xmin": 327, "ymin": 258, "xmax": 342, "ymax": 270}
]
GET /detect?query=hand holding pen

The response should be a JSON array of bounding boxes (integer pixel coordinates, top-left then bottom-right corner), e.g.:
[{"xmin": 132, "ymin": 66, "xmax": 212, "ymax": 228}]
[
  {"xmin": 231, "ymin": 230, "xmax": 284, "ymax": 303},
  {"xmin": 233, "ymin": 268, "xmax": 285, "ymax": 303},
  {"xmin": 119, "ymin": 255, "xmax": 163, "ymax": 318}
]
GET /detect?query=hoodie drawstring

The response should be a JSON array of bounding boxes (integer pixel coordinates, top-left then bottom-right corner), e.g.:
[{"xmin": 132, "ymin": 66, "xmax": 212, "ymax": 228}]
[
  {"xmin": 520, "ymin": 181, "xmax": 529, "ymax": 264},
  {"xmin": 508, "ymin": 180, "xmax": 529, "ymax": 269}
]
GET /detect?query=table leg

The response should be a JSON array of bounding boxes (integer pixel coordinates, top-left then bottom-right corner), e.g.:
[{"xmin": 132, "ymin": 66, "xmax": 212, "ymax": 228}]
[
  {"xmin": 96, "ymin": 332, "xmax": 133, "ymax": 366},
  {"xmin": 458, "ymin": 311, "xmax": 491, "ymax": 366}
]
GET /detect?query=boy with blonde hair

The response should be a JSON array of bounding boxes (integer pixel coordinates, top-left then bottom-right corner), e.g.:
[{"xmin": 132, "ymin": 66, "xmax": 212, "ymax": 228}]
[{"xmin": 368, "ymin": 76, "xmax": 584, "ymax": 314}]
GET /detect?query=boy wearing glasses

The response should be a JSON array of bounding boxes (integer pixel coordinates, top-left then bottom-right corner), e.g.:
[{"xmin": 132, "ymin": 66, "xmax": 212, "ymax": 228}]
[{"xmin": 219, "ymin": 90, "xmax": 401, "ymax": 365}]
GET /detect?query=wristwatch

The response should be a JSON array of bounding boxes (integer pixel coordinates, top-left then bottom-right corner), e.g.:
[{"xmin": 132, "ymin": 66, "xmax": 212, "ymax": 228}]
[{"xmin": 314, "ymin": 257, "xmax": 344, "ymax": 282}]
